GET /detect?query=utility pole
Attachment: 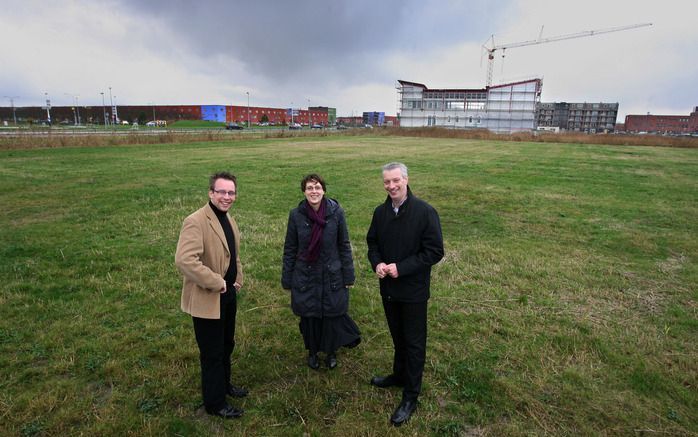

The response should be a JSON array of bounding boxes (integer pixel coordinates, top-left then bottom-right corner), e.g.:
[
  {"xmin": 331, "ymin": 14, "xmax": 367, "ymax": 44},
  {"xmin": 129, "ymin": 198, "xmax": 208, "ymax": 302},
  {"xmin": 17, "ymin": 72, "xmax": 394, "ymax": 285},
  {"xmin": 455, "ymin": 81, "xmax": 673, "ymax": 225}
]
[{"xmin": 307, "ymin": 98, "xmax": 311, "ymax": 126}]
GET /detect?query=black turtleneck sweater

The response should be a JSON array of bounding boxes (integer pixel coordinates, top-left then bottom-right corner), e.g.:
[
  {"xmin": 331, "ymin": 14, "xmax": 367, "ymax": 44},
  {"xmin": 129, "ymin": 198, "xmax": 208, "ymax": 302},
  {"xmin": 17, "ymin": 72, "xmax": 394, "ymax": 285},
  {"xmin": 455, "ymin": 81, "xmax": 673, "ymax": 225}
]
[{"xmin": 209, "ymin": 201, "xmax": 237, "ymax": 301}]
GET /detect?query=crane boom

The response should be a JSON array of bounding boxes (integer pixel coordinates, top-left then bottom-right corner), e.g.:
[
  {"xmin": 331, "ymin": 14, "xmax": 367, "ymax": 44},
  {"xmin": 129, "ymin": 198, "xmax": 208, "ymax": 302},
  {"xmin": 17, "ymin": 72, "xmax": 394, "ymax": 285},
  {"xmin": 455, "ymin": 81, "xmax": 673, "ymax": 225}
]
[{"xmin": 483, "ymin": 22, "xmax": 652, "ymax": 87}]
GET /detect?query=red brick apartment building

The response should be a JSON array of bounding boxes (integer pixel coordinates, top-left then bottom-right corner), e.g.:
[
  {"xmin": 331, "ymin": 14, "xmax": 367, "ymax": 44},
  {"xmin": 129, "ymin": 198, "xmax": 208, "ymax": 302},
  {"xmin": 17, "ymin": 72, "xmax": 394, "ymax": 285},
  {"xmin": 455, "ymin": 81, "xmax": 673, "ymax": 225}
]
[
  {"xmin": 229, "ymin": 107, "xmax": 329, "ymax": 126},
  {"xmin": 624, "ymin": 107, "xmax": 698, "ymax": 134}
]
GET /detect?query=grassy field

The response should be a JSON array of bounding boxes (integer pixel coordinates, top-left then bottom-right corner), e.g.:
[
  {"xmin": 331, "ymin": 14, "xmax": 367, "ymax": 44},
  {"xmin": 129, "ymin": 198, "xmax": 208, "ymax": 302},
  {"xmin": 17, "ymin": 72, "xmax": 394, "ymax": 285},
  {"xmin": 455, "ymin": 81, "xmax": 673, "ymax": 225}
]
[{"xmin": 0, "ymin": 135, "xmax": 696, "ymax": 436}]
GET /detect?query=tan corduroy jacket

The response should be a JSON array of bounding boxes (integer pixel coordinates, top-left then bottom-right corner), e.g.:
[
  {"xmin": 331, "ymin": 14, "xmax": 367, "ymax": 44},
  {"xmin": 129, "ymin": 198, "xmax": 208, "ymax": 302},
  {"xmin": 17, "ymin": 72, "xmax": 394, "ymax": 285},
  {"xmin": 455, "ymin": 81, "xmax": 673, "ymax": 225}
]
[{"xmin": 175, "ymin": 203, "xmax": 243, "ymax": 319}]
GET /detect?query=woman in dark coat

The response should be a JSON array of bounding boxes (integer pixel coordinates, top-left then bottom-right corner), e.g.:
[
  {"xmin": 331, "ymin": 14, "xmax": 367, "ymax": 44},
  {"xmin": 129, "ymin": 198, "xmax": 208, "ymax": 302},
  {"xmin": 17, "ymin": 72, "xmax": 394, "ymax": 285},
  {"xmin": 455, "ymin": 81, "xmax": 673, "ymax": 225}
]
[{"xmin": 282, "ymin": 174, "xmax": 361, "ymax": 369}]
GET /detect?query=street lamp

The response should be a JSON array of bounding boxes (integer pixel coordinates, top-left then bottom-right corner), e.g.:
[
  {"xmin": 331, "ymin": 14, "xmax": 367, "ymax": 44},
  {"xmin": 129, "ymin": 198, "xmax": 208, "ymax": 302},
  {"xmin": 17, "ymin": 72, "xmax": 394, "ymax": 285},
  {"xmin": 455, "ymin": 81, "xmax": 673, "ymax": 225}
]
[
  {"xmin": 108, "ymin": 87, "xmax": 114, "ymax": 125},
  {"xmin": 246, "ymin": 91, "xmax": 250, "ymax": 127},
  {"xmin": 64, "ymin": 93, "xmax": 78, "ymax": 125},
  {"xmin": 307, "ymin": 98, "xmax": 311, "ymax": 126},
  {"xmin": 113, "ymin": 95, "xmax": 119, "ymax": 124},
  {"xmin": 151, "ymin": 102, "xmax": 156, "ymax": 124},
  {"xmin": 100, "ymin": 92, "xmax": 107, "ymax": 126},
  {"xmin": 3, "ymin": 96, "xmax": 19, "ymax": 125},
  {"xmin": 44, "ymin": 92, "xmax": 51, "ymax": 125},
  {"xmin": 75, "ymin": 95, "xmax": 81, "ymax": 125}
]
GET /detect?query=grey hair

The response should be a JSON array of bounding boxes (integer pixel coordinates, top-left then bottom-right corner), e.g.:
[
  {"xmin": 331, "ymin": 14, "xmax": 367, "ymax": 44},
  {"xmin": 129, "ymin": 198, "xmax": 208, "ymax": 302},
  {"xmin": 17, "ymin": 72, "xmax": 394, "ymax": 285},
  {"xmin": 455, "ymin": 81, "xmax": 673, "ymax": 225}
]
[{"xmin": 382, "ymin": 162, "xmax": 408, "ymax": 178}]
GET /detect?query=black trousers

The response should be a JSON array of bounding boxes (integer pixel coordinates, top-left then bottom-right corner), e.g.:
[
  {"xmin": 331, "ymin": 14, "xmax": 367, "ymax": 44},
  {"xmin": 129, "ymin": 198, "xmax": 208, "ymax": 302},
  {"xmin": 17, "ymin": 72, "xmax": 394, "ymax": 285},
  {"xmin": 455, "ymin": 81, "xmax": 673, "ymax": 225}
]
[
  {"xmin": 382, "ymin": 299, "xmax": 427, "ymax": 401},
  {"xmin": 192, "ymin": 294, "xmax": 237, "ymax": 411}
]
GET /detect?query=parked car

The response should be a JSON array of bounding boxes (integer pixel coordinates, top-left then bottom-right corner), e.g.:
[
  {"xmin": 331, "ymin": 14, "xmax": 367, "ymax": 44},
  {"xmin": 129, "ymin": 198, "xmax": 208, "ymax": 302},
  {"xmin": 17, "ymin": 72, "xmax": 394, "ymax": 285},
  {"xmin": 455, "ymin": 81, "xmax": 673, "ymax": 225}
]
[
  {"xmin": 311, "ymin": 124, "xmax": 323, "ymax": 129},
  {"xmin": 289, "ymin": 122, "xmax": 302, "ymax": 130},
  {"xmin": 226, "ymin": 123, "xmax": 244, "ymax": 130},
  {"xmin": 146, "ymin": 121, "xmax": 156, "ymax": 127},
  {"xmin": 336, "ymin": 125, "xmax": 348, "ymax": 130}
]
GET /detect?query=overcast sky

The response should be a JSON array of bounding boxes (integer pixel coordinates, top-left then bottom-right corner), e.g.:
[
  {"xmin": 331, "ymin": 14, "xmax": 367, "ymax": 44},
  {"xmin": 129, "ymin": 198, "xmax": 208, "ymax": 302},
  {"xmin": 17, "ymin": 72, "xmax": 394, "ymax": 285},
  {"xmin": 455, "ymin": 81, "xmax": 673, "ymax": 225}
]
[{"xmin": 1, "ymin": 0, "xmax": 696, "ymax": 120}]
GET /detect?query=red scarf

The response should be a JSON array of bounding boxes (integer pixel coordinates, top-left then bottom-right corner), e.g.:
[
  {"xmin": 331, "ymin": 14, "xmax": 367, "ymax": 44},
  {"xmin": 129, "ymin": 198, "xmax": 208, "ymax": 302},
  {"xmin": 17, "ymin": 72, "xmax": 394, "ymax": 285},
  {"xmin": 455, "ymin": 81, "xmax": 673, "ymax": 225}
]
[{"xmin": 302, "ymin": 199, "xmax": 326, "ymax": 263}]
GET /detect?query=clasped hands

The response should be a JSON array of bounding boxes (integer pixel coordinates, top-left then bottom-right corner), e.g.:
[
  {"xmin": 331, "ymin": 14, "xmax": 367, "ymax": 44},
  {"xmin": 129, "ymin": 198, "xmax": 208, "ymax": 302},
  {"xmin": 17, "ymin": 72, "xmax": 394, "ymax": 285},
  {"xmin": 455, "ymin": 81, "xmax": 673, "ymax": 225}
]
[
  {"xmin": 375, "ymin": 262, "xmax": 399, "ymax": 279},
  {"xmin": 220, "ymin": 282, "xmax": 242, "ymax": 294}
]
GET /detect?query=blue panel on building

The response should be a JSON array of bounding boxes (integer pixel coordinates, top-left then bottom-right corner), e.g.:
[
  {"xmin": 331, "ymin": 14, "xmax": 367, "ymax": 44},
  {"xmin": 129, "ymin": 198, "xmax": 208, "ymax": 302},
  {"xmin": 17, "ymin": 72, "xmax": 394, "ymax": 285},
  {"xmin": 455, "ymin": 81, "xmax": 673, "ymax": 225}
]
[
  {"xmin": 201, "ymin": 105, "xmax": 226, "ymax": 122},
  {"xmin": 363, "ymin": 111, "xmax": 385, "ymax": 126}
]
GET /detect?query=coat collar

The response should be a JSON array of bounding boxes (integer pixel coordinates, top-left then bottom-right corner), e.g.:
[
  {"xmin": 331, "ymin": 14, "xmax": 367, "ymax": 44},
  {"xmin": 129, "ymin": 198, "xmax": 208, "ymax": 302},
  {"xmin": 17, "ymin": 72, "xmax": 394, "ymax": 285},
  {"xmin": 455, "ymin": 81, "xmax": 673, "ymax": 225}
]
[{"xmin": 204, "ymin": 203, "xmax": 230, "ymax": 253}]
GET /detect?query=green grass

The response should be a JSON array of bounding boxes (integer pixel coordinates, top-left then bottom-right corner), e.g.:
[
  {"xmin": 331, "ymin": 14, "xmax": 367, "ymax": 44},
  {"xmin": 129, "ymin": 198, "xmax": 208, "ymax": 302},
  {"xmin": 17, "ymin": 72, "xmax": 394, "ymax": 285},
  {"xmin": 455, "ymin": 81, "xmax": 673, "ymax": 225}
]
[{"xmin": 0, "ymin": 136, "xmax": 696, "ymax": 436}]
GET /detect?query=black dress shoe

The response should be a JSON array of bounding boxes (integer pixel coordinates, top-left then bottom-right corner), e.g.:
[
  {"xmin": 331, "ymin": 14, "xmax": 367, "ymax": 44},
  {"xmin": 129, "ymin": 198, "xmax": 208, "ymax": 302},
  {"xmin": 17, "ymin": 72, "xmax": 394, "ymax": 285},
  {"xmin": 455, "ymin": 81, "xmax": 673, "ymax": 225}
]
[
  {"xmin": 308, "ymin": 353, "xmax": 320, "ymax": 370},
  {"xmin": 370, "ymin": 374, "xmax": 403, "ymax": 388},
  {"xmin": 206, "ymin": 404, "xmax": 244, "ymax": 419},
  {"xmin": 390, "ymin": 399, "xmax": 417, "ymax": 426},
  {"xmin": 325, "ymin": 353, "xmax": 337, "ymax": 369},
  {"xmin": 227, "ymin": 383, "xmax": 248, "ymax": 398}
]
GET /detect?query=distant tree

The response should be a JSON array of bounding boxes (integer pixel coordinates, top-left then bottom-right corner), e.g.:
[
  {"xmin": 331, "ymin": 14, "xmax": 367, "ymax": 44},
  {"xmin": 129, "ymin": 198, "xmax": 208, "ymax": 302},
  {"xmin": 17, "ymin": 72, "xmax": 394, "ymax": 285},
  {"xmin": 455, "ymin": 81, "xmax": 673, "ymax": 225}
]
[
  {"xmin": 260, "ymin": 114, "xmax": 269, "ymax": 123},
  {"xmin": 138, "ymin": 112, "xmax": 147, "ymax": 125}
]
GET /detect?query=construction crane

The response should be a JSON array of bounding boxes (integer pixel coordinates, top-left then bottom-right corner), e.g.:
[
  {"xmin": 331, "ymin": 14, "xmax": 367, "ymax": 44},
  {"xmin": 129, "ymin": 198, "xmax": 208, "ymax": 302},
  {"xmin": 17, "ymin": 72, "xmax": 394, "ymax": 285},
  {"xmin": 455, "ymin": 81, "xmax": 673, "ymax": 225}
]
[{"xmin": 482, "ymin": 23, "xmax": 652, "ymax": 87}]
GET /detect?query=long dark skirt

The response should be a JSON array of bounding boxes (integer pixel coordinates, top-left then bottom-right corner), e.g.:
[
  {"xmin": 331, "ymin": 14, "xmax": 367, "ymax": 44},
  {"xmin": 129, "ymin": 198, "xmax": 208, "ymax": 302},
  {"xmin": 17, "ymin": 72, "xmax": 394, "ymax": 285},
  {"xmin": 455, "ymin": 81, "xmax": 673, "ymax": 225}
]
[{"xmin": 299, "ymin": 314, "xmax": 361, "ymax": 354}]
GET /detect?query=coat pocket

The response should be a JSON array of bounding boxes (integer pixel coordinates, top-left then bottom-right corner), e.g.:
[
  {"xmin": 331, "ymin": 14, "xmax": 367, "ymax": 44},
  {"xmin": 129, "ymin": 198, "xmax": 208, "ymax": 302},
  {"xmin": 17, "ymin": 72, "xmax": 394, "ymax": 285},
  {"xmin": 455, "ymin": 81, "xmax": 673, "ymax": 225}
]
[
  {"xmin": 292, "ymin": 263, "xmax": 312, "ymax": 291},
  {"xmin": 325, "ymin": 285, "xmax": 349, "ymax": 315},
  {"xmin": 327, "ymin": 260, "xmax": 344, "ymax": 290}
]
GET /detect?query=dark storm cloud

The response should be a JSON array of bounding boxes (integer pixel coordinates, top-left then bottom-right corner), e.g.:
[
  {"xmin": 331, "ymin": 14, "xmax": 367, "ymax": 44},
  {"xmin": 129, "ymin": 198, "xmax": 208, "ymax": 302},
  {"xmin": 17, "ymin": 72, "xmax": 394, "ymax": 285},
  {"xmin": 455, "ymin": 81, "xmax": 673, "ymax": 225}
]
[{"xmin": 120, "ymin": 0, "xmax": 509, "ymax": 85}]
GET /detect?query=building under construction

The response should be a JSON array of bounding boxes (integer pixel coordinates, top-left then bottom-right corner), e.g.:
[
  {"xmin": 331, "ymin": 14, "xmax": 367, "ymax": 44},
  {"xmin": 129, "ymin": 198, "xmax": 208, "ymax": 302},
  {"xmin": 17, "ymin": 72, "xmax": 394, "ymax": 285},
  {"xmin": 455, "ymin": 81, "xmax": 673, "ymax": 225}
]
[
  {"xmin": 414, "ymin": 22, "xmax": 649, "ymax": 134},
  {"xmin": 397, "ymin": 78, "xmax": 542, "ymax": 133},
  {"xmin": 536, "ymin": 102, "xmax": 619, "ymax": 133}
]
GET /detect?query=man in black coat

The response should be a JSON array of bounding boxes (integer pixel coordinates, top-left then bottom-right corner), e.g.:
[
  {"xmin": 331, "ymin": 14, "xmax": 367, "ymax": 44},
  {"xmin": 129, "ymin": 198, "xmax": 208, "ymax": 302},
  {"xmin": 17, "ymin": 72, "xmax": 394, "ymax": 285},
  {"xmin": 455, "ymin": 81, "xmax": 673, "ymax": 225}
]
[{"xmin": 366, "ymin": 162, "xmax": 444, "ymax": 426}]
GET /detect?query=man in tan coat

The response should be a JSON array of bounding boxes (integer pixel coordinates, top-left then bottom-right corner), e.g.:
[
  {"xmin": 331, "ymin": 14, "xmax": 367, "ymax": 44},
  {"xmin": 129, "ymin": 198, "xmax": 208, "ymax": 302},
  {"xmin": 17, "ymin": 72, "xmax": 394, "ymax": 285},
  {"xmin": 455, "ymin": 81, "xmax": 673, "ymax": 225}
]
[{"xmin": 175, "ymin": 171, "xmax": 247, "ymax": 419}]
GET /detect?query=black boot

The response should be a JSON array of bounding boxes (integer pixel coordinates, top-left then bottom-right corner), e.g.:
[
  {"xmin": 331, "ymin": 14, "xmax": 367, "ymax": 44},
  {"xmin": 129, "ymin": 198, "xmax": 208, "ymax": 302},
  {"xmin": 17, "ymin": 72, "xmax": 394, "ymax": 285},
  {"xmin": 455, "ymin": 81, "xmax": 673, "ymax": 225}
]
[
  {"xmin": 307, "ymin": 352, "xmax": 320, "ymax": 370},
  {"xmin": 325, "ymin": 352, "xmax": 337, "ymax": 369}
]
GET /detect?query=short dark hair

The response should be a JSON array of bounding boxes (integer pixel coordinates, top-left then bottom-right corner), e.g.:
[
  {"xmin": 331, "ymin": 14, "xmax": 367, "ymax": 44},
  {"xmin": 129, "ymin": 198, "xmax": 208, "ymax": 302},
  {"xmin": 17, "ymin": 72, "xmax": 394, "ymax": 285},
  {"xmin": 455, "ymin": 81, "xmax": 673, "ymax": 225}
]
[
  {"xmin": 209, "ymin": 171, "xmax": 237, "ymax": 191},
  {"xmin": 301, "ymin": 173, "xmax": 326, "ymax": 192}
]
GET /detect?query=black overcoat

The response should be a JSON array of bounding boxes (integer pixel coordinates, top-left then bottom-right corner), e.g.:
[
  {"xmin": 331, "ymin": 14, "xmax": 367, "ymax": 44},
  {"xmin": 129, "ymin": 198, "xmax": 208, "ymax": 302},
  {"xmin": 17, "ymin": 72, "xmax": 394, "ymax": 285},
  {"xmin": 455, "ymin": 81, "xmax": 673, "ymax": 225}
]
[
  {"xmin": 366, "ymin": 188, "xmax": 444, "ymax": 303},
  {"xmin": 282, "ymin": 198, "xmax": 355, "ymax": 318}
]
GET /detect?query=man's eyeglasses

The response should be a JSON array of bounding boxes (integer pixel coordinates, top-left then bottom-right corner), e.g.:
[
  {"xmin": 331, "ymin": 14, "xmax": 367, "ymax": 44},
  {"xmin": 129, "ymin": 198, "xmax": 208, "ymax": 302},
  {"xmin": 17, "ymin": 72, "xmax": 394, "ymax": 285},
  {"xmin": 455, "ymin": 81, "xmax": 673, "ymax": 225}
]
[{"xmin": 213, "ymin": 189, "xmax": 237, "ymax": 197}]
